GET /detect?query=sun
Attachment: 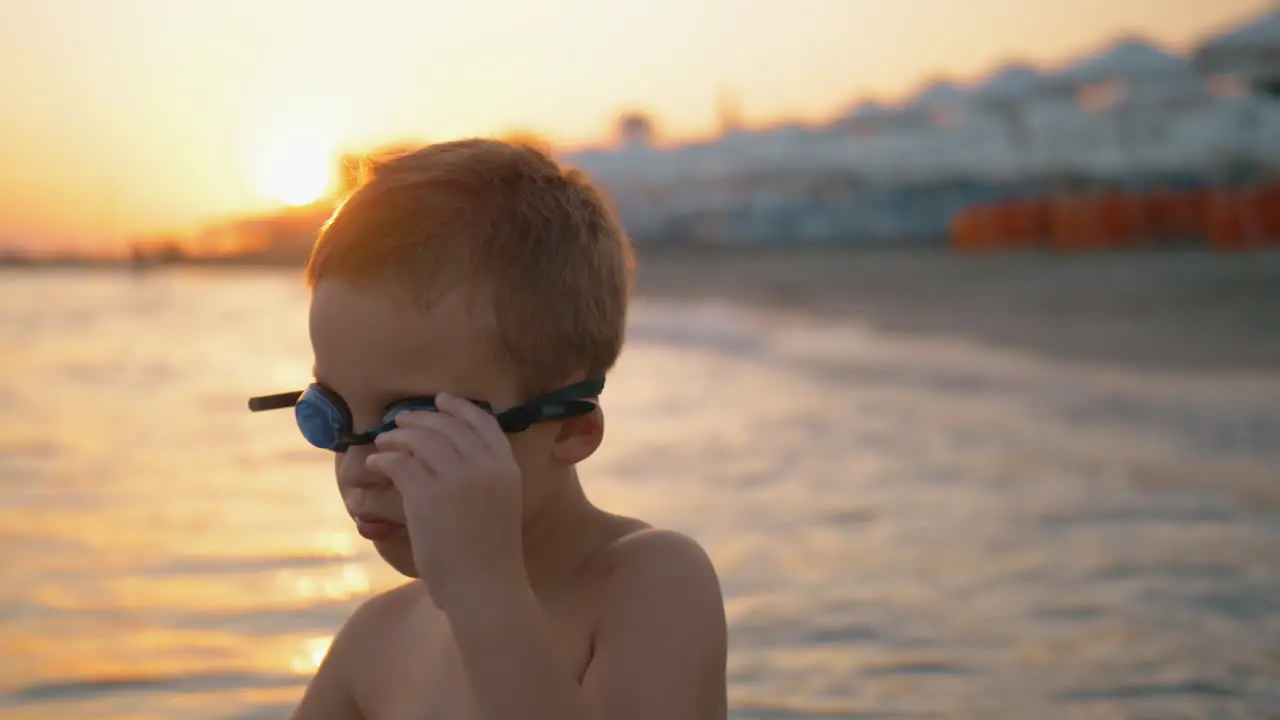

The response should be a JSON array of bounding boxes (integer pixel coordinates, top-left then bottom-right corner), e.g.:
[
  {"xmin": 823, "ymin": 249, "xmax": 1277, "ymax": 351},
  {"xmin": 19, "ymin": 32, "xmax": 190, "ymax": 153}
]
[{"xmin": 249, "ymin": 130, "xmax": 336, "ymax": 207}]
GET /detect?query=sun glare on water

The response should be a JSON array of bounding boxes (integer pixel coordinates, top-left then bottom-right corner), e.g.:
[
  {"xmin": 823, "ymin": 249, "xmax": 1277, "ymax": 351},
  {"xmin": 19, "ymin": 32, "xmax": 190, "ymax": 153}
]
[
  {"xmin": 291, "ymin": 636, "xmax": 334, "ymax": 674},
  {"xmin": 249, "ymin": 129, "xmax": 336, "ymax": 207}
]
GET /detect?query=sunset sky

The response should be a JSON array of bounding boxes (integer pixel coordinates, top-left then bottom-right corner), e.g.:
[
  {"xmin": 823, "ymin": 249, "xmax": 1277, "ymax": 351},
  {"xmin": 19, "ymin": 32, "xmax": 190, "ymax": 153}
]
[{"xmin": 0, "ymin": 0, "xmax": 1271, "ymax": 254}]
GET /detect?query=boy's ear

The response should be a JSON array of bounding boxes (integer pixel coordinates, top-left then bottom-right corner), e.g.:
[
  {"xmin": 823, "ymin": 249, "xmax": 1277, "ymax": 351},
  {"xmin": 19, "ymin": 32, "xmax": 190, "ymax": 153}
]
[{"xmin": 550, "ymin": 407, "xmax": 604, "ymax": 465}]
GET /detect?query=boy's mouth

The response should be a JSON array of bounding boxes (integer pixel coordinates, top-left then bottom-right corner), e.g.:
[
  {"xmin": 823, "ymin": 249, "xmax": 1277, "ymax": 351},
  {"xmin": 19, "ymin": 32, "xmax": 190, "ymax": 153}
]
[{"xmin": 351, "ymin": 513, "xmax": 405, "ymax": 541}]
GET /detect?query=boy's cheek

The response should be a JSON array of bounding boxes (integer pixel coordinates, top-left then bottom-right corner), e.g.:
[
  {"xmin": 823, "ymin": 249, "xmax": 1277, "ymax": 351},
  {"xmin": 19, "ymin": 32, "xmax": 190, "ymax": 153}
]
[
  {"xmin": 333, "ymin": 446, "xmax": 384, "ymax": 490},
  {"xmin": 506, "ymin": 428, "xmax": 556, "ymax": 466},
  {"xmin": 334, "ymin": 449, "xmax": 353, "ymax": 481}
]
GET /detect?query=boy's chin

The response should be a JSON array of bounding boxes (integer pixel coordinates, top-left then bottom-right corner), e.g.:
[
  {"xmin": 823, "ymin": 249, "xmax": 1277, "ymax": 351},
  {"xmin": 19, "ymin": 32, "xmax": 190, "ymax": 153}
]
[{"xmin": 372, "ymin": 540, "xmax": 420, "ymax": 579}]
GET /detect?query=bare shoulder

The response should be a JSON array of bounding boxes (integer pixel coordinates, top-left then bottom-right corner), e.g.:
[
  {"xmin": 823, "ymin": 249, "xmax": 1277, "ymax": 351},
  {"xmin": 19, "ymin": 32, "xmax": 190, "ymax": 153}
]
[
  {"xmin": 580, "ymin": 525, "xmax": 728, "ymax": 718},
  {"xmin": 347, "ymin": 580, "xmax": 423, "ymax": 631},
  {"xmin": 335, "ymin": 580, "xmax": 436, "ymax": 669},
  {"xmin": 596, "ymin": 525, "xmax": 724, "ymax": 614},
  {"xmin": 292, "ymin": 582, "xmax": 428, "ymax": 720},
  {"xmin": 322, "ymin": 581, "xmax": 421, "ymax": 657},
  {"xmin": 601, "ymin": 525, "xmax": 718, "ymax": 578}
]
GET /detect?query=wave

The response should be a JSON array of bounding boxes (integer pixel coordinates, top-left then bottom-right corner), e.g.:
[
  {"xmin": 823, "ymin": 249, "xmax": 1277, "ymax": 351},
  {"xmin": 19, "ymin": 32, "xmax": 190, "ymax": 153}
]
[
  {"xmin": 626, "ymin": 301, "xmax": 767, "ymax": 354},
  {"xmin": 1, "ymin": 671, "xmax": 303, "ymax": 706},
  {"xmin": 141, "ymin": 553, "xmax": 355, "ymax": 577},
  {"xmin": 1053, "ymin": 678, "xmax": 1237, "ymax": 702},
  {"xmin": 627, "ymin": 299, "xmax": 1280, "ymax": 470}
]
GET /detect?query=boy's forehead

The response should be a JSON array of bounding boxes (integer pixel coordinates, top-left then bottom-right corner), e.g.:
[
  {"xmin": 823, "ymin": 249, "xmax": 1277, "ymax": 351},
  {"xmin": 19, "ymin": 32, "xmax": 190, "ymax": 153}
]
[{"xmin": 308, "ymin": 279, "xmax": 503, "ymax": 395}]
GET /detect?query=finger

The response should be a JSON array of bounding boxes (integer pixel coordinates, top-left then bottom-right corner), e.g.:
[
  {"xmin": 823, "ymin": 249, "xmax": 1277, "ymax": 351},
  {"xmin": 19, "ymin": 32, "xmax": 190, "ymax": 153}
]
[
  {"xmin": 375, "ymin": 426, "xmax": 460, "ymax": 476},
  {"xmin": 365, "ymin": 450, "xmax": 430, "ymax": 496},
  {"xmin": 436, "ymin": 393, "xmax": 509, "ymax": 455},
  {"xmin": 393, "ymin": 409, "xmax": 486, "ymax": 459}
]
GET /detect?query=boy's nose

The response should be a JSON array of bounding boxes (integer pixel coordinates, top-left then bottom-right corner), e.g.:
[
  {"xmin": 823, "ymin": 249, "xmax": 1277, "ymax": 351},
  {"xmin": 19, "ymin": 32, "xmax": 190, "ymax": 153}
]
[{"xmin": 336, "ymin": 444, "xmax": 391, "ymax": 489}]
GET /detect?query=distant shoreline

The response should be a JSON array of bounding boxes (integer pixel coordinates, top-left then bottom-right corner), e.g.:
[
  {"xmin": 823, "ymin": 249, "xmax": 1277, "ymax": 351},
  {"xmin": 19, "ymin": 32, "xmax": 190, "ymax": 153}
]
[
  {"xmin": 0, "ymin": 255, "xmax": 303, "ymax": 270},
  {"xmin": 631, "ymin": 245, "xmax": 1280, "ymax": 374},
  {"xmin": 6, "ymin": 245, "xmax": 1278, "ymax": 374}
]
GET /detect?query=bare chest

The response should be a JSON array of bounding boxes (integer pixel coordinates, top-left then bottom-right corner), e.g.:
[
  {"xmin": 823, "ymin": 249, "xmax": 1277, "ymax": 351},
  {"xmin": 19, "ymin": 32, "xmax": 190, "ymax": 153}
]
[{"xmin": 354, "ymin": 605, "xmax": 594, "ymax": 720}]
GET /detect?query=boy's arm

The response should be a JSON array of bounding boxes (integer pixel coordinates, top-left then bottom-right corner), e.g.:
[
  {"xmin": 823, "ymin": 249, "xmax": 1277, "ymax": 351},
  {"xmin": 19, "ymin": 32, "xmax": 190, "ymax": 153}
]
[{"xmin": 449, "ymin": 528, "xmax": 728, "ymax": 720}]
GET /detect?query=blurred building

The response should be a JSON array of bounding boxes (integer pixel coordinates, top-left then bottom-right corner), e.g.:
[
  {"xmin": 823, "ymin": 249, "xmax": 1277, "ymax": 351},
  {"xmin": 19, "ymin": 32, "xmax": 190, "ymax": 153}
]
[
  {"xmin": 1195, "ymin": 8, "xmax": 1280, "ymax": 94},
  {"xmin": 565, "ymin": 7, "xmax": 1280, "ymax": 245}
]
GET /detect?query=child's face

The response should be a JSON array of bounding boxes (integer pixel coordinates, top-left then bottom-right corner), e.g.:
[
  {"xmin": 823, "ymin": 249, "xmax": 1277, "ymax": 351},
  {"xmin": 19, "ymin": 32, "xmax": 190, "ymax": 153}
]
[{"xmin": 308, "ymin": 279, "xmax": 588, "ymax": 578}]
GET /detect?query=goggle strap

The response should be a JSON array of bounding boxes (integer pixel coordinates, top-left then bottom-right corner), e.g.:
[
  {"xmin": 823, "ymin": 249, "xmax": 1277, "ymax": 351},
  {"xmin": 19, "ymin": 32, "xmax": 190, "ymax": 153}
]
[
  {"xmin": 248, "ymin": 391, "xmax": 303, "ymax": 412},
  {"xmin": 339, "ymin": 427, "xmax": 381, "ymax": 447},
  {"xmin": 535, "ymin": 377, "xmax": 605, "ymax": 405},
  {"xmin": 495, "ymin": 377, "xmax": 605, "ymax": 432}
]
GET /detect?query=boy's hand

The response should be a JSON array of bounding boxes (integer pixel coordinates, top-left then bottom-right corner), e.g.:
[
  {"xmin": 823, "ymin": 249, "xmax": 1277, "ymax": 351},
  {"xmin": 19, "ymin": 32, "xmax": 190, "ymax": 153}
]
[{"xmin": 366, "ymin": 393, "xmax": 528, "ymax": 611}]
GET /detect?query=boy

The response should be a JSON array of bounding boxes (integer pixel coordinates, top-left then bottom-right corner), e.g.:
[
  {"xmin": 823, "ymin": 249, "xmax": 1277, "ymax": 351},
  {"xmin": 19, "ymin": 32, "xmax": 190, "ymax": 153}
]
[{"xmin": 248, "ymin": 139, "xmax": 728, "ymax": 719}]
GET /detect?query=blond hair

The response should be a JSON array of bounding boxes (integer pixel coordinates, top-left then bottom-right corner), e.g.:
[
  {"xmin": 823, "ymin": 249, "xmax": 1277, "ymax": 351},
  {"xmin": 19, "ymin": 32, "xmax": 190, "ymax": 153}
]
[{"xmin": 305, "ymin": 139, "xmax": 634, "ymax": 394}]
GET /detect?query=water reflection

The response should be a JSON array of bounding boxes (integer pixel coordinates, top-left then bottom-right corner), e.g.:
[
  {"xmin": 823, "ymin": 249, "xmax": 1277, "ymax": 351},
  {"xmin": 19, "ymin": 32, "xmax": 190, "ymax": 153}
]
[
  {"xmin": 289, "ymin": 637, "xmax": 333, "ymax": 675},
  {"xmin": 2, "ymin": 271, "xmax": 1278, "ymax": 719},
  {"xmin": 286, "ymin": 563, "xmax": 370, "ymax": 601}
]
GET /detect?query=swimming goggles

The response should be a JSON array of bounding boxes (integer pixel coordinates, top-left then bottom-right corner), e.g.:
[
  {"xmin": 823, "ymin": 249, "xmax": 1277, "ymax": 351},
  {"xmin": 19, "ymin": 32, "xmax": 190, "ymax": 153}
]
[{"xmin": 248, "ymin": 377, "xmax": 604, "ymax": 452}]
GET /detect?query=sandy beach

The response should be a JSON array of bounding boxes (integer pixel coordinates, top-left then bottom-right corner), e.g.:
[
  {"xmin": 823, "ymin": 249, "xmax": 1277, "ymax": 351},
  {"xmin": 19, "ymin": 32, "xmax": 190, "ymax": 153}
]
[{"xmin": 632, "ymin": 246, "xmax": 1280, "ymax": 374}]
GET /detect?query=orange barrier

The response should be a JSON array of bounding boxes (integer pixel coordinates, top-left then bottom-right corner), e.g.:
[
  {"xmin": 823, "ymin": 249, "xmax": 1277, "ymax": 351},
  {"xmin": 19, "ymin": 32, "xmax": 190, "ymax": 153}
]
[
  {"xmin": 951, "ymin": 204, "xmax": 1005, "ymax": 253},
  {"xmin": 1142, "ymin": 191, "xmax": 1174, "ymax": 241},
  {"xmin": 1262, "ymin": 185, "xmax": 1280, "ymax": 247},
  {"xmin": 1206, "ymin": 190, "xmax": 1240, "ymax": 251},
  {"xmin": 950, "ymin": 200, "xmax": 1053, "ymax": 253},
  {"xmin": 1098, "ymin": 192, "xmax": 1144, "ymax": 249},
  {"xmin": 1049, "ymin": 195, "xmax": 1112, "ymax": 252},
  {"xmin": 1006, "ymin": 199, "xmax": 1050, "ymax": 249},
  {"xmin": 1181, "ymin": 188, "xmax": 1210, "ymax": 241},
  {"xmin": 978, "ymin": 204, "xmax": 1007, "ymax": 252},
  {"xmin": 1047, "ymin": 197, "xmax": 1077, "ymax": 251},
  {"xmin": 953, "ymin": 184, "xmax": 1278, "ymax": 254},
  {"xmin": 949, "ymin": 206, "xmax": 985, "ymax": 254},
  {"xmin": 1142, "ymin": 189, "xmax": 1209, "ymax": 243},
  {"xmin": 1207, "ymin": 188, "xmax": 1276, "ymax": 252}
]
